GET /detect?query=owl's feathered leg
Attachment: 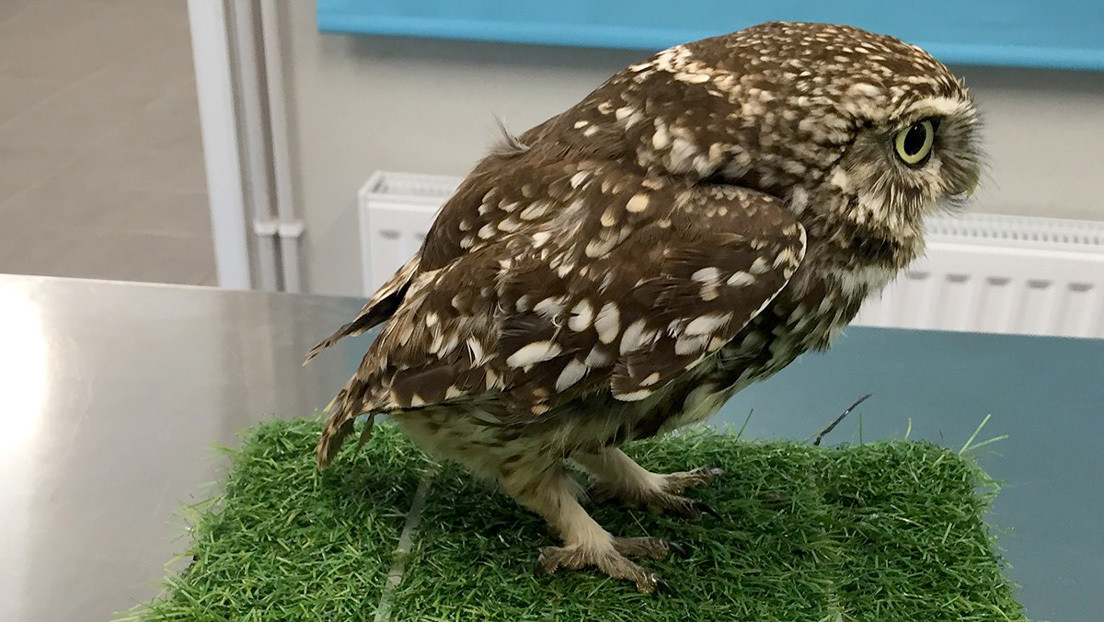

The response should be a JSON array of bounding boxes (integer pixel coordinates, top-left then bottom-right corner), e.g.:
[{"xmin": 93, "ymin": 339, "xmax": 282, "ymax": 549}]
[
  {"xmin": 501, "ymin": 460, "xmax": 670, "ymax": 593},
  {"xmin": 574, "ymin": 448, "xmax": 723, "ymax": 520}
]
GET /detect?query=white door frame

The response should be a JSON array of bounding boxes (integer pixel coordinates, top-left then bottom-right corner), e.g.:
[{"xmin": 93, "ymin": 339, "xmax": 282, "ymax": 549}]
[{"xmin": 186, "ymin": 0, "xmax": 252, "ymax": 289}]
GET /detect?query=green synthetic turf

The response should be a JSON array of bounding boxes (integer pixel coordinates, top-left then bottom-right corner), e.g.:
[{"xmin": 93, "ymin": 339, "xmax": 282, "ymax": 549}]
[{"xmin": 122, "ymin": 418, "xmax": 1029, "ymax": 621}]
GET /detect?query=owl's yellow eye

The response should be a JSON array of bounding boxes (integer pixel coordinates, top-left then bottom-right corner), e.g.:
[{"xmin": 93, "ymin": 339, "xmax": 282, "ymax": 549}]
[{"xmin": 894, "ymin": 119, "xmax": 936, "ymax": 166}]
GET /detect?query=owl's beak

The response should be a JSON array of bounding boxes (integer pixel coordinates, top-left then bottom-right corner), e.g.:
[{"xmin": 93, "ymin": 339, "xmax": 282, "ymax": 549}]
[{"xmin": 963, "ymin": 167, "xmax": 980, "ymax": 199}]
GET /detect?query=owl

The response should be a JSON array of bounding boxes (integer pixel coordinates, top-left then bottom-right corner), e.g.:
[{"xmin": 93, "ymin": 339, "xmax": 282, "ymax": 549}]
[{"xmin": 307, "ymin": 22, "xmax": 981, "ymax": 592}]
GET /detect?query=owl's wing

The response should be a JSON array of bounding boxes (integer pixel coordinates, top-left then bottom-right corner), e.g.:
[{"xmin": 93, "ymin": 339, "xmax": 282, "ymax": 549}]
[
  {"xmin": 497, "ymin": 182, "xmax": 805, "ymax": 405},
  {"xmin": 317, "ymin": 177, "xmax": 804, "ymax": 465}
]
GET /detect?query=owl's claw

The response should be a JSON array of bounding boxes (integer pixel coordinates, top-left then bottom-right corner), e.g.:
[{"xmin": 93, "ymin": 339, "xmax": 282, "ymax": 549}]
[
  {"xmin": 672, "ymin": 497, "xmax": 720, "ymax": 521},
  {"xmin": 662, "ymin": 466, "xmax": 725, "ymax": 494},
  {"xmin": 654, "ymin": 577, "xmax": 678, "ymax": 597},
  {"xmin": 647, "ymin": 492, "xmax": 720, "ymax": 521},
  {"xmin": 534, "ymin": 542, "xmax": 667, "ymax": 593},
  {"xmin": 665, "ymin": 539, "xmax": 689, "ymax": 558},
  {"xmin": 697, "ymin": 500, "xmax": 721, "ymax": 519},
  {"xmin": 611, "ymin": 535, "xmax": 674, "ymax": 560},
  {"xmin": 532, "ymin": 557, "xmax": 551, "ymax": 578},
  {"xmin": 589, "ymin": 465, "xmax": 724, "ymax": 521}
]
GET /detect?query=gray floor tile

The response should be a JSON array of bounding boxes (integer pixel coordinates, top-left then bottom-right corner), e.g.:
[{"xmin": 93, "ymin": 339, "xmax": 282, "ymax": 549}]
[
  {"xmin": 0, "ymin": 182, "xmax": 109, "ymax": 243},
  {"xmin": 96, "ymin": 84, "xmax": 203, "ymax": 152},
  {"xmin": 0, "ymin": 151, "xmax": 213, "ymax": 287},
  {"xmin": 0, "ymin": 76, "xmax": 68, "ymax": 125},
  {"xmin": 0, "ymin": 0, "xmax": 38, "ymax": 24},
  {"xmin": 0, "ymin": 0, "xmax": 212, "ymax": 286},
  {"xmin": 0, "ymin": 28, "xmax": 129, "ymax": 83},
  {"xmin": 98, "ymin": 190, "xmax": 212, "ymax": 238},
  {"xmin": 0, "ymin": 76, "xmax": 168, "ymax": 150},
  {"xmin": 54, "ymin": 145, "xmax": 207, "ymax": 195},
  {"xmin": 198, "ymin": 268, "xmax": 219, "ymax": 287},
  {"xmin": 91, "ymin": 30, "xmax": 197, "ymax": 91},
  {"xmin": 0, "ymin": 228, "xmax": 214, "ymax": 290},
  {"xmin": 0, "ymin": 221, "xmax": 86, "ymax": 278},
  {"xmin": 50, "ymin": 229, "xmax": 216, "ymax": 285},
  {"xmin": 0, "ymin": 0, "xmax": 118, "ymax": 33},
  {"xmin": 1, "ymin": 179, "xmax": 210, "ymax": 237},
  {"xmin": 0, "ymin": 147, "xmax": 76, "ymax": 203},
  {"xmin": 0, "ymin": 178, "xmax": 24, "ymax": 203}
]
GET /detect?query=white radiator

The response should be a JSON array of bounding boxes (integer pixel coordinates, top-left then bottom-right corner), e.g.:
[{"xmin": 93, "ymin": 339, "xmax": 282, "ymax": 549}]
[{"xmin": 359, "ymin": 171, "xmax": 1104, "ymax": 339}]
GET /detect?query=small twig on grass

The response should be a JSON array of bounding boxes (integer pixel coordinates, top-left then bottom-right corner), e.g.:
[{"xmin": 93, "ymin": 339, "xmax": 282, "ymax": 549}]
[
  {"xmin": 736, "ymin": 409, "xmax": 755, "ymax": 439},
  {"xmin": 374, "ymin": 470, "xmax": 436, "ymax": 622},
  {"xmin": 812, "ymin": 393, "xmax": 872, "ymax": 446}
]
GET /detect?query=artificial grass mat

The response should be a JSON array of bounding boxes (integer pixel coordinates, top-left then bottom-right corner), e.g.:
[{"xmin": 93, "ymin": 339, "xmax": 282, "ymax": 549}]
[{"xmin": 124, "ymin": 418, "xmax": 1029, "ymax": 621}]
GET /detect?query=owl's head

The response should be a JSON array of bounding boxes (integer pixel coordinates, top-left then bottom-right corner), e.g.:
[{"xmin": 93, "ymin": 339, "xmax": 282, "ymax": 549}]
[{"xmin": 592, "ymin": 22, "xmax": 981, "ymax": 251}]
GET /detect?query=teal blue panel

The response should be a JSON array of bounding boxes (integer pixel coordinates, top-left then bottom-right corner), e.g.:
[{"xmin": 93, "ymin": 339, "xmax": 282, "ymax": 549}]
[
  {"xmin": 713, "ymin": 327, "xmax": 1104, "ymax": 622},
  {"xmin": 317, "ymin": 1, "xmax": 1104, "ymax": 70}
]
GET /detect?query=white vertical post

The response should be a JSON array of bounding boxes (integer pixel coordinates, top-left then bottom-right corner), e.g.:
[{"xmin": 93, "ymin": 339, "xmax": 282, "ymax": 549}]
[
  {"xmin": 187, "ymin": 0, "xmax": 252, "ymax": 289},
  {"xmin": 260, "ymin": 0, "xmax": 305, "ymax": 293},
  {"xmin": 229, "ymin": 0, "xmax": 281, "ymax": 292}
]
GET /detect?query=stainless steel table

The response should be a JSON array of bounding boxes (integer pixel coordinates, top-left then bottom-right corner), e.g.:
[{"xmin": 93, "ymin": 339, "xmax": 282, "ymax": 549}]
[{"xmin": 0, "ymin": 274, "xmax": 1100, "ymax": 622}]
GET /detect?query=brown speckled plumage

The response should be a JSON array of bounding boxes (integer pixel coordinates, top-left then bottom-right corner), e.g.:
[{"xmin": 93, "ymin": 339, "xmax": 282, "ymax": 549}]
[{"xmin": 308, "ymin": 22, "xmax": 981, "ymax": 591}]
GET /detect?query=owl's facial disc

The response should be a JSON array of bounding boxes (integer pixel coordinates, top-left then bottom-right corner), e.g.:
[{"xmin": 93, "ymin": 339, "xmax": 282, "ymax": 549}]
[
  {"xmin": 889, "ymin": 115, "xmax": 980, "ymax": 200},
  {"xmin": 891, "ymin": 96, "xmax": 983, "ymax": 205},
  {"xmin": 805, "ymin": 91, "xmax": 978, "ymax": 244}
]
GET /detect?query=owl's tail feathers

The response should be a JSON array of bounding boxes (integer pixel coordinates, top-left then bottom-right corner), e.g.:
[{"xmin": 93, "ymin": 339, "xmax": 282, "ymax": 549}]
[
  {"xmin": 305, "ymin": 325, "xmax": 358, "ymax": 365},
  {"xmin": 316, "ymin": 388, "xmax": 377, "ymax": 469},
  {"xmin": 303, "ymin": 253, "xmax": 421, "ymax": 365},
  {"xmin": 304, "ymin": 305, "xmax": 395, "ymax": 365}
]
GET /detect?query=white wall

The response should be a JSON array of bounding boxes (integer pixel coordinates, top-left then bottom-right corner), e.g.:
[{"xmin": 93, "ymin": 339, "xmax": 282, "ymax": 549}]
[{"xmin": 281, "ymin": 3, "xmax": 1104, "ymax": 296}]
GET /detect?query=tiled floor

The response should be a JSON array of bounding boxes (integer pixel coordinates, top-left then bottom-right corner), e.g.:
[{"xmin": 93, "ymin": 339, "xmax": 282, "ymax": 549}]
[{"xmin": 0, "ymin": 0, "xmax": 214, "ymax": 286}]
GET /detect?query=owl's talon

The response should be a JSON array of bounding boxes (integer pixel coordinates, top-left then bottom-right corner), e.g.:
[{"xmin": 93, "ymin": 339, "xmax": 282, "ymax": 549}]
[
  {"xmin": 666, "ymin": 539, "xmax": 689, "ymax": 558},
  {"xmin": 652, "ymin": 494, "xmax": 720, "ymax": 521},
  {"xmin": 662, "ymin": 466, "xmax": 725, "ymax": 494},
  {"xmin": 611, "ymin": 536, "xmax": 672, "ymax": 560},
  {"xmin": 691, "ymin": 499, "xmax": 721, "ymax": 520},
  {"xmin": 654, "ymin": 577, "xmax": 678, "ymax": 597},
  {"xmin": 534, "ymin": 542, "xmax": 665, "ymax": 592},
  {"xmin": 586, "ymin": 464, "xmax": 724, "ymax": 520},
  {"xmin": 533, "ymin": 558, "xmax": 548, "ymax": 577}
]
